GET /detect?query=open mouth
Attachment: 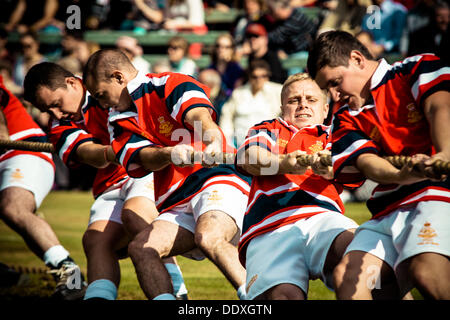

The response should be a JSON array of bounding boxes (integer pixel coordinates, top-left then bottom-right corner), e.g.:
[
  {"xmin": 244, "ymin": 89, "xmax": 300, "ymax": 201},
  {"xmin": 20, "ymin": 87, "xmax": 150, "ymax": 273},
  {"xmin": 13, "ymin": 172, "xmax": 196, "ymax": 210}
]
[{"xmin": 295, "ymin": 114, "xmax": 311, "ymax": 118}]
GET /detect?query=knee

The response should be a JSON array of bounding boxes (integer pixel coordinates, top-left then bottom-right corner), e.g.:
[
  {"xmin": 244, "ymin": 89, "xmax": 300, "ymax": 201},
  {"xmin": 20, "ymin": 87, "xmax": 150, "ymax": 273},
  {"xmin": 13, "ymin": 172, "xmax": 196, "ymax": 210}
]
[
  {"xmin": 127, "ymin": 232, "xmax": 163, "ymax": 262},
  {"xmin": 408, "ymin": 257, "xmax": 435, "ymax": 289},
  {"xmin": 265, "ymin": 284, "xmax": 305, "ymax": 300},
  {"xmin": 194, "ymin": 230, "xmax": 222, "ymax": 253}
]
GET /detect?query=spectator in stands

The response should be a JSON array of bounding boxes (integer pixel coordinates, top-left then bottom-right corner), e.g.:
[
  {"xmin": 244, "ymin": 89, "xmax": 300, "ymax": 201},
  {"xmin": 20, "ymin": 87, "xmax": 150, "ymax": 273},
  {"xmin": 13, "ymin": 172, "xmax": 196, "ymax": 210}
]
[
  {"xmin": 219, "ymin": 59, "xmax": 283, "ymax": 147},
  {"xmin": 130, "ymin": 0, "xmax": 165, "ymax": 32},
  {"xmin": 151, "ymin": 59, "xmax": 172, "ymax": 73},
  {"xmin": 204, "ymin": 0, "xmax": 232, "ymax": 12},
  {"xmin": 197, "ymin": 68, "xmax": 229, "ymax": 121},
  {"xmin": 0, "ymin": 28, "xmax": 14, "ymax": 66},
  {"xmin": 361, "ymin": 0, "xmax": 407, "ymax": 54},
  {"xmin": 4, "ymin": 0, "xmax": 59, "ymax": 33},
  {"xmin": 167, "ymin": 36, "xmax": 198, "ymax": 77},
  {"xmin": 163, "ymin": 0, "xmax": 207, "ymax": 32},
  {"xmin": 0, "ymin": 61, "xmax": 23, "ymax": 97},
  {"xmin": 116, "ymin": 36, "xmax": 151, "ymax": 74},
  {"xmin": 209, "ymin": 33, "xmax": 245, "ymax": 97},
  {"xmin": 264, "ymin": 0, "xmax": 317, "ymax": 55},
  {"xmin": 318, "ymin": 0, "xmax": 372, "ymax": 36},
  {"xmin": 407, "ymin": 0, "xmax": 449, "ymax": 62},
  {"xmin": 232, "ymin": 0, "xmax": 268, "ymax": 56},
  {"xmin": 245, "ymin": 23, "xmax": 288, "ymax": 84},
  {"xmin": 13, "ymin": 32, "xmax": 47, "ymax": 87},
  {"xmin": 355, "ymin": 30, "xmax": 384, "ymax": 59}
]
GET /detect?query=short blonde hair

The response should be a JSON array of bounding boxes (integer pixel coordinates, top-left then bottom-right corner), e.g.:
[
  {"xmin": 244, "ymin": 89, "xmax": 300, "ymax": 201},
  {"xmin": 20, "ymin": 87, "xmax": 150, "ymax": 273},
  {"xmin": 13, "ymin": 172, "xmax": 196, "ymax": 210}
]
[{"xmin": 281, "ymin": 73, "xmax": 328, "ymax": 104}]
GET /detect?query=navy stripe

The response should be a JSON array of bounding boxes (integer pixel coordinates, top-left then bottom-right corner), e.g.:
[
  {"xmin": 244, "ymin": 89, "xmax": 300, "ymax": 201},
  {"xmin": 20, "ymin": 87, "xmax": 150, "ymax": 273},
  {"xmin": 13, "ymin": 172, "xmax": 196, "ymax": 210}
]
[
  {"xmin": 180, "ymin": 104, "xmax": 216, "ymax": 128},
  {"xmin": 247, "ymin": 127, "xmax": 278, "ymax": 142},
  {"xmin": 334, "ymin": 146, "xmax": 378, "ymax": 180},
  {"xmin": 420, "ymin": 80, "xmax": 450, "ymax": 102},
  {"xmin": 23, "ymin": 135, "xmax": 49, "ymax": 143},
  {"xmin": 251, "ymin": 118, "xmax": 277, "ymax": 129},
  {"xmin": 242, "ymin": 187, "xmax": 341, "ymax": 234},
  {"xmin": 407, "ymin": 59, "xmax": 446, "ymax": 90},
  {"xmin": 65, "ymin": 138, "xmax": 95, "ymax": 165},
  {"xmin": 158, "ymin": 164, "xmax": 251, "ymax": 212},
  {"xmin": 332, "ymin": 130, "xmax": 371, "ymax": 156},
  {"xmin": 55, "ymin": 128, "xmax": 81, "ymax": 153},
  {"xmin": 116, "ymin": 133, "xmax": 148, "ymax": 164},
  {"xmin": 367, "ymin": 177, "xmax": 450, "ymax": 216},
  {"xmin": 165, "ymin": 82, "xmax": 207, "ymax": 114}
]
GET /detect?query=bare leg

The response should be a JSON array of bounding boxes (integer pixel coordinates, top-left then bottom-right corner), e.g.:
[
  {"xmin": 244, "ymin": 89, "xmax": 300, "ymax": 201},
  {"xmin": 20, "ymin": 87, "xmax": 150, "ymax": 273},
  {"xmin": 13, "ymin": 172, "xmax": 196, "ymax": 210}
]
[
  {"xmin": 398, "ymin": 252, "xmax": 450, "ymax": 299},
  {"xmin": 195, "ymin": 210, "xmax": 246, "ymax": 290},
  {"xmin": 259, "ymin": 283, "xmax": 306, "ymax": 300},
  {"xmin": 128, "ymin": 220, "xmax": 195, "ymax": 299},
  {"xmin": 0, "ymin": 187, "xmax": 60, "ymax": 258}
]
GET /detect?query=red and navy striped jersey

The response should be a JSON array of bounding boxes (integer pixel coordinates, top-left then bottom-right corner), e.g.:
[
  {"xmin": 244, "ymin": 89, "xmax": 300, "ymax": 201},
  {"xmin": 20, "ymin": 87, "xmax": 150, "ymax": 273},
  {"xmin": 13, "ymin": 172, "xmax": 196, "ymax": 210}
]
[
  {"xmin": 108, "ymin": 71, "xmax": 250, "ymax": 212},
  {"xmin": 0, "ymin": 76, "xmax": 54, "ymax": 167},
  {"xmin": 331, "ymin": 54, "xmax": 450, "ymax": 219},
  {"xmin": 237, "ymin": 118, "xmax": 345, "ymax": 265},
  {"xmin": 49, "ymin": 88, "xmax": 128, "ymax": 197}
]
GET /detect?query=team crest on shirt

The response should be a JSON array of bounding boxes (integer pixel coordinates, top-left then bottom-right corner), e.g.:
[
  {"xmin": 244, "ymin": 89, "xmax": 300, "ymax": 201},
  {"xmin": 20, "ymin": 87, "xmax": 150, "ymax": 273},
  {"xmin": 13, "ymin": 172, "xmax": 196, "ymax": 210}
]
[
  {"xmin": 277, "ymin": 138, "xmax": 288, "ymax": 148},
  {"xmin": 369, "ymin": 126, "xmax": 381, "ymax": 143},
  {"xmin": 406, "ymin": 103, "xmax": 423, "ymax": 124},
  {"xmin": 145, "ymin": 182, "xmax": 154, "ymax": 191},
  {"xmin": 207, "ymin": 190, "xmax": 222, "ymax": 204},
  {"xmin": 418, "ymin": 222, "xmax": 438, "ymax": 245},
  {"xmin": 309, "ymin": 140, "xmax": 324, "ymax": 153},
  {"xmin": 10, "ymin": 168, "xmax": 24, "ymax": 181},
  {"xmin": 158, "ymin": 116, "xmax": 173, "ymax": 137}
]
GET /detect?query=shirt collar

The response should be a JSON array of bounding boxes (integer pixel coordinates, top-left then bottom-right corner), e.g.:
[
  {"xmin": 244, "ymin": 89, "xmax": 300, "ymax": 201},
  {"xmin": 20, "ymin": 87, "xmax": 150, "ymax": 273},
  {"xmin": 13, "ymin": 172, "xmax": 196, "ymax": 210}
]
[
  {"xmin": 370, "ymin": 58, "xmax": 392, "ymax": 90},
  {"xmin": 127, "ymin": 70, "xmax": 149, "ymax": 95}
]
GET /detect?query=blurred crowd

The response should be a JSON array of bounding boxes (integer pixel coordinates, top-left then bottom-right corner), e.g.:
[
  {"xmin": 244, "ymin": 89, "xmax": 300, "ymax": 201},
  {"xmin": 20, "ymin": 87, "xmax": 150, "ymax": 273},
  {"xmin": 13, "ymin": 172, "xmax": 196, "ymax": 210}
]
[{"xmin": 0, "ymin": 0, "xmax": 448, "ymax": 196}]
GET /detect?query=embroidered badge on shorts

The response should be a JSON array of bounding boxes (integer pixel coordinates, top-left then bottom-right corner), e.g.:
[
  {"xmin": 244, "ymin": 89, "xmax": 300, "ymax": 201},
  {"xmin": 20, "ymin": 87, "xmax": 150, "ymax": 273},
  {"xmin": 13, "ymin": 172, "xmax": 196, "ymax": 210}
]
[
  {"xmin": 418, "ymin": 222, "xmax": 438, "ymax": 245},
  {"xmin": 10, "ymin": 168, "xmax": 24, "ymax": 182},
  {"xmin": 207, "ymin": 190, "xmax": 222, "ymax": 204}
]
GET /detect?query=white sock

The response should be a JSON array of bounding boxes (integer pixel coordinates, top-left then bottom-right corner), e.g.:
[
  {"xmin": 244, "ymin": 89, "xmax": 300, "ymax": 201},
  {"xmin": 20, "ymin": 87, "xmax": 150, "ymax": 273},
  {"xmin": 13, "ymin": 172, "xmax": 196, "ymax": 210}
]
[
  {"xmin": 43, "ymin": 245, "xmax": 70, "ymax": 268},
  {"xmin": 165, "ymin": 263, "xmax": 188, "ymax": 296},
  {"xmin": 84, "ymin": 279, "xmax": 117, "ymax": 300},
  {"xmin": 237, "ymin": 284, "xmax": 247, "ymax": 300},
  {"xmin": 153, "ymin": 293, "xmax": 176, "ymax": 300}
]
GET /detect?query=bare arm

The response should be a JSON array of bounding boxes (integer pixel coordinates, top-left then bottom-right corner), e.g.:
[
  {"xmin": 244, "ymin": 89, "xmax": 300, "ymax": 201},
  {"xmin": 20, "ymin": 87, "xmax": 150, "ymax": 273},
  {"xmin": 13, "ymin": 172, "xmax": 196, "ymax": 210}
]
[
  {"xmin": 30, "ymin": 0, "xmax": 58, "ymax": 32},
  {"xmin": 5, "ymin": 0, "xmax": 26, "ymax": 31},
  {"xmin": 134, "ymin": 0, "xmax": 164, "ymax": 24},
  {"xmin": 75, "ymin": 142, "xmax": 117, "ymax": 169},
  {"xmin": 423, "ymin": 91, "xmax": 450, "ymax": 163},
  {"xmin": 0, "ymin": 108, "xmax": 9, "ymax": 140}
]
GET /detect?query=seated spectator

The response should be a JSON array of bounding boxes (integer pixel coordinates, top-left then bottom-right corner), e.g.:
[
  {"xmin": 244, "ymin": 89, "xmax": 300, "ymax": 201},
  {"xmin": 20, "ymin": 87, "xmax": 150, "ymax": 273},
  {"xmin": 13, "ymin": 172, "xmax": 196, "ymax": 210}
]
[
  {"xmin": 355, "ymin": 30, "xmax": 384, "ymax": 59},
  {"xmin": 232, "ymin": 0, "xmax": 268, "ymax": 56},
  {"xmin": 116, "ymin": 36, "xmax": 151, "ymax": 74},
  {"xmin": 166, "ymin": 36, "xmax": 198, "ymax": 77},
  {"xmin": 4, "ymin": 0, "xmax": 59, "ymax": 33},
  {"xmin": 151, "ymin": 59, "xmax": 172, "ymax": 73},
  {"xmin": 130, "ymin": 0, "xmax": 165, "ymax": 32},
  {"xmin": 209, "ymin": 33, "xmax": 246, "ymax": 97},
  {"xmin": 0, "ymin": 61, "xmax": 23, "ymax": 97},
  {"xmin": 219, "ymin": 59, "xmax": 283, "ymax": 147},
  {"xmin": 264, "ymin": 0, "xmax": 317, "ymax": 55},
  {"xmin": 197, "ymin": 68, "xmax": 229, "ymax": 121},
  {"xmin": 361, "ymin": 0, "xmax": 407, "ymax": 54},
  {"xmin": 408, "ymin": 0, "xmax": 449, "ymax": 63},
  {"xmin": 318, "ymin": 0, "xmax": 372, "ymax": 36},
  {"xmin": 13, "ymin": 32, "xmax": 47, "ymax": 87},
  {"xmin": 245, "ymin": 23, "xmax": 288, "ymax": 84},
  {"xmin": 204, "ymin": 0, "xmax": 232, "ymax": 12},
  {"xmin": 0, "ymin": 27, "xmax": 14, "ymax": 66},
  {"xmin": 163, "ymin": 0, "xmax": 207, "ymax": 32}
]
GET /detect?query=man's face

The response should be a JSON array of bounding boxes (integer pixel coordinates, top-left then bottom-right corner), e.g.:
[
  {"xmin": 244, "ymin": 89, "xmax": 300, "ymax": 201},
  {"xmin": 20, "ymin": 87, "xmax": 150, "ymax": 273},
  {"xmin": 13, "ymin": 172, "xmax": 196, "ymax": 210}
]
[
  {"xmin": 86, "ymin": 74, "xmax": 131, "ymax": 112},
  {"xmin": 249, "ymin": 67, "xmax": 269, "ymax": 92},
  {"xmin": 247, "ymin": 34, "xmax": 267, "ymax": 54},
  {"xmin": 36, "ymin": 78, "xmax": 83, "ymax": 121},
  {"xmin": 315, "ymin": 55, "xmax": 368, "ymax": 110},
  {"xmin": 281, "ymin": 79, "xmax": 328, "ymax": 129}
]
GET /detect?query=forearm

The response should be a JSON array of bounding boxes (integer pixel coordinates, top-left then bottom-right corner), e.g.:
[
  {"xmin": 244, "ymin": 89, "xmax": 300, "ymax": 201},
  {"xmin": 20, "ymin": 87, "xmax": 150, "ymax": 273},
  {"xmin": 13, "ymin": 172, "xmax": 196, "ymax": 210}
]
[
  {"xmin": 30, "ymin": 0, "xmax": 58, "ymax": 31},
  {"xmin": 75, "ymin": 142, "xmax": 111, "ymax": 169},
  {"xmin": 184, "ymin": 107, "xmax": 220, "ymax": 146},
  {"xmin": 238, "ymin": 146, "xmax": 281, "ymax": 176},
  {"xmin": 424, "ymin": 91, "xmax": 450, "ymax": 158},
  {"xmin": 135, "ymin": 0, "xmax": 164, "ymax": 24},
  {"xmin": 136, "ymin": 146, "xmax": 173, "ymax": 171},
  {"xmin": 356, "ymin": 153, "xmax": 403, "ymax": 184},
  {"xmin": 0, "ymin": 110, "xmax": 9, "ymax": 140}
]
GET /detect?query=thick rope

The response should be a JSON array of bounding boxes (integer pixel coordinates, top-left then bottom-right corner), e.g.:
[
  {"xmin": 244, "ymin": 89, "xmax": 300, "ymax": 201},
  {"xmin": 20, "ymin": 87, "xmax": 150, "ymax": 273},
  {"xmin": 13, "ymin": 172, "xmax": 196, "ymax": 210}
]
[{"xmin": 0, "ymin": 139, "xmax": 54, "ymax": 153}]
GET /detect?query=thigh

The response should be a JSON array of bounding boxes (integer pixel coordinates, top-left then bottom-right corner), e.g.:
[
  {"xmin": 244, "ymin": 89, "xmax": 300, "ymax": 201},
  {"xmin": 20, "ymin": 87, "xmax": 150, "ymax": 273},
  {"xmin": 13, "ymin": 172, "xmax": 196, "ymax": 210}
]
[
  {"xmin": 245, "ymin": 223, "xmax": 309, "ymax": 300},
  {"xmin": 0, "ymin": 186, "xmax": 36, "ymax": 214},
  {"xmin": 135, "ymin": 219, "xmax": 196, "ymax": 258},
  {"xmin": 196, "ymin": 210, "xmax": 238, "ymax": 243},
  {"xmin": 0, "ymin": 155, "xmax": 54, "ymax": 208},
  {"xmin": 84, "ymin": 220, "xmax": 127, "ymax": 251}
]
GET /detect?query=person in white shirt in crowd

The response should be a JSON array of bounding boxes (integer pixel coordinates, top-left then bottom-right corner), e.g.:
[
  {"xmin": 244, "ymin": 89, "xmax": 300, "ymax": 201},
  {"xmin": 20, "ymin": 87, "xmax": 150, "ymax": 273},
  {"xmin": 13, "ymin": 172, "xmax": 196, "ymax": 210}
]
[
  {"xmin": 219, "ymin": 59, "xmax": 282, "ymax": 147},
  {"xmin": 167, "ymin": 36, "xmax": 198, "ymax": 77},
  {"xmin": 116, "ymin": 36, "xmax": 151, "ymax": 74}
]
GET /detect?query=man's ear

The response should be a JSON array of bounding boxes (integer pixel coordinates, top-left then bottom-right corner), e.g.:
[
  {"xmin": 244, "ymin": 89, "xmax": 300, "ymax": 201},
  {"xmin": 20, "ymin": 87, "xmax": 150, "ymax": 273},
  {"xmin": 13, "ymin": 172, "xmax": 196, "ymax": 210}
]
[
  {"xmin": 111, "ymin": 71, "xmax": 124, "ymax": 84},
  {"xmin": 349, "ymin": 50, "xmax": 365, "ymax": 69},
  {"xmin": 65, "ymin": 76, "xmax": 78, "ymax": 88}
]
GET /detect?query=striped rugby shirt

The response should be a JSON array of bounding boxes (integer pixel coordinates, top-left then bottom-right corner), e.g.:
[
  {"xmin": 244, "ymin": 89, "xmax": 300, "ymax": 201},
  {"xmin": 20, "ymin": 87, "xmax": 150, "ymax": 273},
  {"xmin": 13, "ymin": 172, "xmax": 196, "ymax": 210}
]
[
  {"xmin": 0, "ymin": 76, "xmax": 54, "ymax": 168},
  {"xmin": 108, "ymin": 71, "xmax": 250, "ymax": 213},
  {"xmin": 331, "ymin": 54, "xmax": 450, "ymax": 219},
  {"xmin": 49, "ymin": 85, "xmax": 128, "ymax": 198},
  {"xmin": 237, "ymin": 118, "xmax": 345, "ymax": 265}
]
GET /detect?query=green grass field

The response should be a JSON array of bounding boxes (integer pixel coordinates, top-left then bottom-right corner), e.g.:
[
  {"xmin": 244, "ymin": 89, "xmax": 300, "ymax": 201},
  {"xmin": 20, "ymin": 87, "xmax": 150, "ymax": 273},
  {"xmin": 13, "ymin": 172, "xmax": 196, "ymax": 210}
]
[{"xmin": 0, "ymin": 191, "xmax": 386, "ymax": 300}]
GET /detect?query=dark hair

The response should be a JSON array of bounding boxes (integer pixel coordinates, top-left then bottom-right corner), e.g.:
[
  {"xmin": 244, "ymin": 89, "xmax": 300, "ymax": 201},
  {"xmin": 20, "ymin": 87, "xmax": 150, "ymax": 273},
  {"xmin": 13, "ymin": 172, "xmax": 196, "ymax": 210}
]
[
  {"xmin": 20, "ymin": 31, "xmax": 39, "ymax": 43},
  {"xmin": 82, "ymin": 48, "xmax": 134, "ymax": 84},
  {"xmin": 23, "ymin": 62, "xmax": 74, "ymax": 105},
  {"xmin": 307, "ymin": 30, "xmax": 374, "ymax": 79},
  {"xmin": 248, "ymin": 59, "xmax": 271, "ymax": 77}
]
